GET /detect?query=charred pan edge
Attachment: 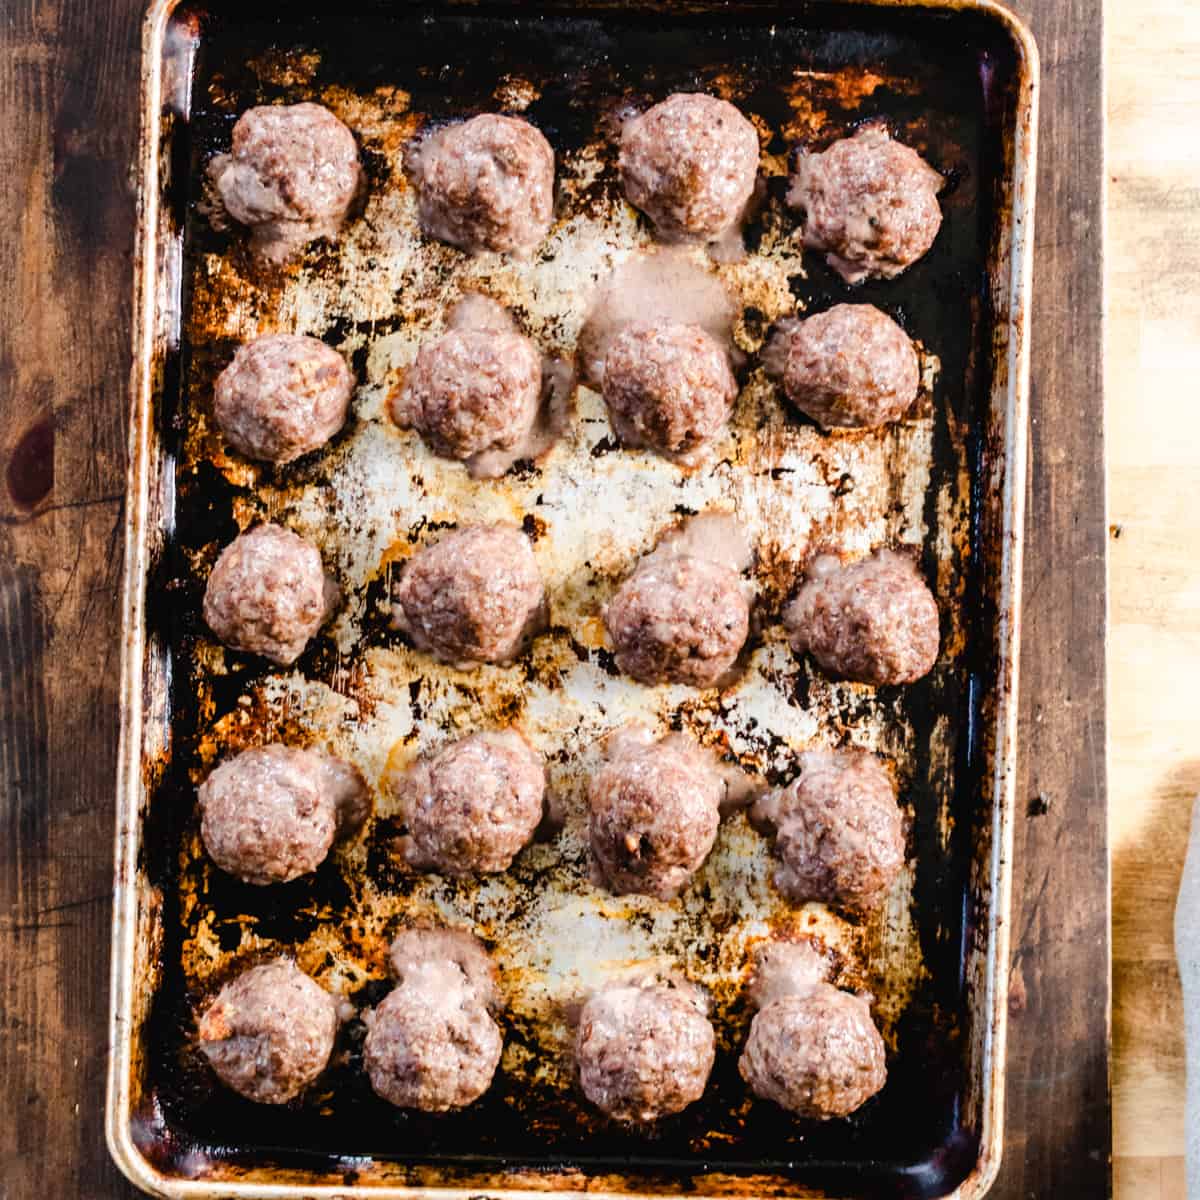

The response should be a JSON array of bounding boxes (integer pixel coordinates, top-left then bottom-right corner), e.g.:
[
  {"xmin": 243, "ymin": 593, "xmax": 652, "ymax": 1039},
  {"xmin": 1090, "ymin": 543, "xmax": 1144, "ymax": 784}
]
[
  {"xmin": 106, "ymin": 1, "xmax": 1040, "ymax": 1197},
  {"xmin": 959, "ymin": 4, "xmax": 1039, "ymax": 1198}
]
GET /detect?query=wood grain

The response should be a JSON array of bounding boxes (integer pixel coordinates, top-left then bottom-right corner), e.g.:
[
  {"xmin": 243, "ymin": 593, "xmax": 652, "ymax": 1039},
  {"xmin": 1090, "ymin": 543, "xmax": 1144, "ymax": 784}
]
[
  {"xmin": 989, "ymin": 0, "xmax": 1111, "ymax": 1195},
  {"xmin": 0, "ymin": 1, "xmax": 1109, "ymax": 1197},
  {"xmin": 1115, "ymin": 1157, "xmax": 1187, "ymax": 1200},
  {"xmin": 1108, "ymin": 0, "xmax": 1200, "ymax": 1191},
  {"xmin": 0, "ymin": 0, "xmax": 141, "ymax": 1194}
]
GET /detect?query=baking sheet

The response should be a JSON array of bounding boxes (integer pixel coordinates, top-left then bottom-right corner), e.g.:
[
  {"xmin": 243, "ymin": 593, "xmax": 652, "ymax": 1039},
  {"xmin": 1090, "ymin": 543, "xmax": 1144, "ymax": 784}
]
[{"xmin": 107, "ymin": 2, "xmax": 1038, "ymax": 1197}]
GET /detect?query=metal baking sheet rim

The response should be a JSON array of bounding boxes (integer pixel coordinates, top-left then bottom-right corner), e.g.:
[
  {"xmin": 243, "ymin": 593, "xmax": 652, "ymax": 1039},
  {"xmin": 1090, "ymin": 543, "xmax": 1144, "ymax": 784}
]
[{"xmin": 105, "ymin": 3, "xmax": 1040, "ymax": 1197}]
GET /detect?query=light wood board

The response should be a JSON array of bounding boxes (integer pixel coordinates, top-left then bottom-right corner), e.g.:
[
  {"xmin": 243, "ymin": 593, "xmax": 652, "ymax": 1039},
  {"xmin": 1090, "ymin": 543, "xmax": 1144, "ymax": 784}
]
[{"xmin": 1109, "ymin": 0, "xmax": 1200, "ymax": 1194}]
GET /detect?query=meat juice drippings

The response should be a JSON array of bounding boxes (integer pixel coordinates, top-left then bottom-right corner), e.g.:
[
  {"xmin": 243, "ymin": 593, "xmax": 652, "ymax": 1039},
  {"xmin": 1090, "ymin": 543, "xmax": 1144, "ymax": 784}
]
[{"xmin": 578, "ymin": 249, "xmax": 739, "ymax": 393}]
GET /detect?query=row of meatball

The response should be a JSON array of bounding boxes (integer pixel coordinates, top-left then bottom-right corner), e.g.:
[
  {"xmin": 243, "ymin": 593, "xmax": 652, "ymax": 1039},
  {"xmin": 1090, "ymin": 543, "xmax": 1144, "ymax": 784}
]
[
  {"xmin": 201, "ymin": 731, "xmax": 905, "ymax": 912},
  {"xmin": 205, "ymin": 519, "xmax": 940, "ymax": 688},
  {"xmin": 214, "ymin": 293, "xmax": 923, "ymax": 483},
  {"xmin": 212, "ymin": 93, "xmax": 944, "ymax": 282},
  {"xmin": 199, "ymin": 932, "xmax": 886, "ymax": 1123}
]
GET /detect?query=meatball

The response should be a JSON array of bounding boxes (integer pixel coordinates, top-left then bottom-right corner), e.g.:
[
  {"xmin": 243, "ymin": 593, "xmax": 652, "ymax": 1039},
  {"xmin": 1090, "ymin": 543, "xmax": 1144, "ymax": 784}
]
[
  {"xmin": 214, "ymin": 334, "xmax": 354, "ymax": 464},
  {"xmin": 212, "ymin": 103, "xmax": 362, "ymax": 261},
  {"xmin": 203, "ymin": 524, "xmax": 340, "ymax": 666},
  {"xmin": 589, "ymin": 728, "xmax": 725, "ymax": 899},
  {"xmin": 413, "ymin": 114, "xmax": 555, "ymax": 256},
  {"xmin": 602, "ymin": 320, "xmax": 738, "ymax": 463},
  {"xmin": 387, "ymin": 731, "xmax": 546, "ymax": 875},
  {"xmin": 391, "ymin": 524, "xmax": 547, "ymax": 667},
  {"xmin": 199, "ymin": 745, "xmax": 370, "ymax": 885},
  {"xmin": 783, "ymin": 550, "xmax": 939, "ymax": 685},
  {"xmin": 394, "ymin": 324, "xmax": 541, "ymax": 464},
  {"xmin": 740, "ymin": 982, "xmax": 886, "ymax": 1120},
  {"xmin": 772, "ymin": 305, "xmax": 919, "ymax": 430},
  {"xmin": 604, "ymin": 536, "xmax": 749, "ymax": 688},
  {"xmin": 620, "ymin": 94, "xmax": 759, "ymax": 243},
  {"xmin": 364, "ymin": 928, "xmax": 502, "ymax": 1111},
  {"xmin": 751, "ymin": 750, "xmax": 904, "ymax": 912},
  {"xmin": 576, "ymin": 979, "xmax": 716, "ymax": 1123},
  {"xmin": 787, "ymin": 125, "xmax": 944, "ymax": 284},
  {"xmin": 577, "ymin": 249, "xmax": 737, "ymax": 392},
  {"xmin": 198, "ymin": 960, "xmax": 338, "ymax": 1104}
]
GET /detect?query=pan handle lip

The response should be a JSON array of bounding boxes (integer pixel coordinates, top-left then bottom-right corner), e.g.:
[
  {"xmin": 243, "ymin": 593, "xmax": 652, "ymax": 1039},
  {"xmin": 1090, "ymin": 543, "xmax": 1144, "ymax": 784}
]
[{"xmin": 952, "ymin": 0, "xmax": 1039, "ymax": 1194}]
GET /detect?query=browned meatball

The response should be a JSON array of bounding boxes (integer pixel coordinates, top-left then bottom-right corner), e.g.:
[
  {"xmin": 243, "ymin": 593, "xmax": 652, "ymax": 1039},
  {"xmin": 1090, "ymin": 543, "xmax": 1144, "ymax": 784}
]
[
  {"xmin": 740, "ymin": 983, "xmax": 886, "ymax": 1119},
  {"xmin": 576, "ymin": 979, "xmax": 716, "ymax": 1123},
  {"xmin": 199, "ymin": 745, "xmax": 370, "ymax": 885},
  {"xmin": 783, "ymin": 550, "xmax": 939, "ymax": 685},
  {"xmin": 390, "ymin": 524, "xmax": 547, "ymax": 667},
  {"xmin": 771, "ymin": 305, "xmax": 919, "ymax": 430},
  {"xmin": 386, "ymin": 731, "xmax": 545, "ymax": 875},
  {"xmin": 412, "ymin": 114, "xmax": 555, "ymax": 255},
  {"xmin": 364, "ymin": 928, "xmax": 502, "ymax": 1111},
  {"xmin": 604, "ymin": 526, "xmax": 750, "ymax": 688},
  {"xmin": 751, "ymin": 750, "xmax": 904, "ymax": 912},
  {"xmin": 198, "ymin": 960, "xmax": 338, "ymax": 1104},
  {"xmin": 393, "ymin": 323, "xmax": 541, "ymax": 465},
  {"xmin": 589, "ymin": 728, "xmax": 725, "ymax": 899},
  {"xmin": 787, "ymin": 125, "xmax": 943, "ymax": 284},
  {"xmin": 620, "ymin": 94, "xmax": 759, "ymax": 243},
  {"xmin": 212, "ymin": 103, "xmax": 362, "ymax": 261},
  {"xmin": 602, "ymin": 320, "xmax": 737, "ymax": 463},
  {"xmin": 214, "ymin": 334, "xmax": 354, "ymax": 464},
  {"xmin": 203, "ymin": 524, "xmax": 340, "ymax": 666}
]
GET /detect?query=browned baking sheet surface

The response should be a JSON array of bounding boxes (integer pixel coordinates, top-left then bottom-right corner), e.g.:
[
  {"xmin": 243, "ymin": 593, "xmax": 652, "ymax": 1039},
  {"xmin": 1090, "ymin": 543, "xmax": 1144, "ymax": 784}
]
[{"xmin": 115, "ymin": 2, "xmax": 1032, "ymax": 1195}]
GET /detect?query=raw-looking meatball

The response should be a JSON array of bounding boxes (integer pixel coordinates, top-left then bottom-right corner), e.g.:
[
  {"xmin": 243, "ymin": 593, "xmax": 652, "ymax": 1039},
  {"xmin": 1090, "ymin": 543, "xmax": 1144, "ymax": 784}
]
[
  {"xmin": 212, "ymin": 103, "xmax": 362, "ymax": 261},
  {"xmin": 387, "ymin": 731, "xmax": 546, "ymax": 875},
  {"xmin": 214, "ymin": 334, "xmax": 354, "ymax": 463},
  {"xmin": 783, "ymin": 550, "xmax": 939, "ymax": 685},
  {"xmin": 602, "ymin": 320, "xmax": 738, "ymax": 463},
  {"xmin": 605, "ymin": 548, "xmax": 749, "ymax": 688},
  {"xmin": 203, "ymin": 524, "xmax": 340, "ymax": 666},
  {"xmin": 751, "ymin": 750, "xmax": 904, "ymax": 912},
  {"xmin": 394, "ymin": 326, "xmax": 541, "ymax": 461},
  {"xmin": 740, "ymin": 981, "xmax": 886, "ymax": 1119},
  {"xmin": 576, "ymin": 979, "xmax": 716, "ymax": 1123},
  {"xmin": 364, "ymin": 928, "xmax": 502, "ymax": 1111},
  {"xmin": 773, "ymin": 305, "xmax": 919, "ymax": 430},
  {"xmin": 787, "ymin": 125, "xmax": 944, "ymax": 284},
  {"xmin": 391, "ymin": 524, "xmax": 547, "ymax": 667},
  {"xmin": 413, "ymin": 114, "xmax": 555, "ymax": 255},
  {"xmin": 199, "ymin": 745, "xmax": 370, "ymax": 885},
  {"xmin": 620, "ymin": 93, "xmax": 760, "ymax": 243},
  {"xmin": 589, "ymin": 729, "xmax": 725, "ymax": 899},
  {"xmin": 198, "ymin": 960, "xmax": 338, "ymax": 1104}
]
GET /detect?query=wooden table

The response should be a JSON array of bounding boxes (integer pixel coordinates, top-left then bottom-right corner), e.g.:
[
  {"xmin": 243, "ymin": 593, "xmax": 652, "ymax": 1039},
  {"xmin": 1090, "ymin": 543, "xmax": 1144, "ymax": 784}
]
[
  {"xmin": 0, "ymin": 0, "xmax": 1111, "ymax": 1196},
  {"xmin": 1109, "ymin": 1, "xmax": 1200, "ymax": 1196}
]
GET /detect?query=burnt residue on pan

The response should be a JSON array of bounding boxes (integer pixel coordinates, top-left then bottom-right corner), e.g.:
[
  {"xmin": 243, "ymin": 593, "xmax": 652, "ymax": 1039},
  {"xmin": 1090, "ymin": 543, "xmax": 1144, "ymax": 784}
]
[{"xmin": 132, "ymin": 1, "xmax": 1024, "ymax": 1195}]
